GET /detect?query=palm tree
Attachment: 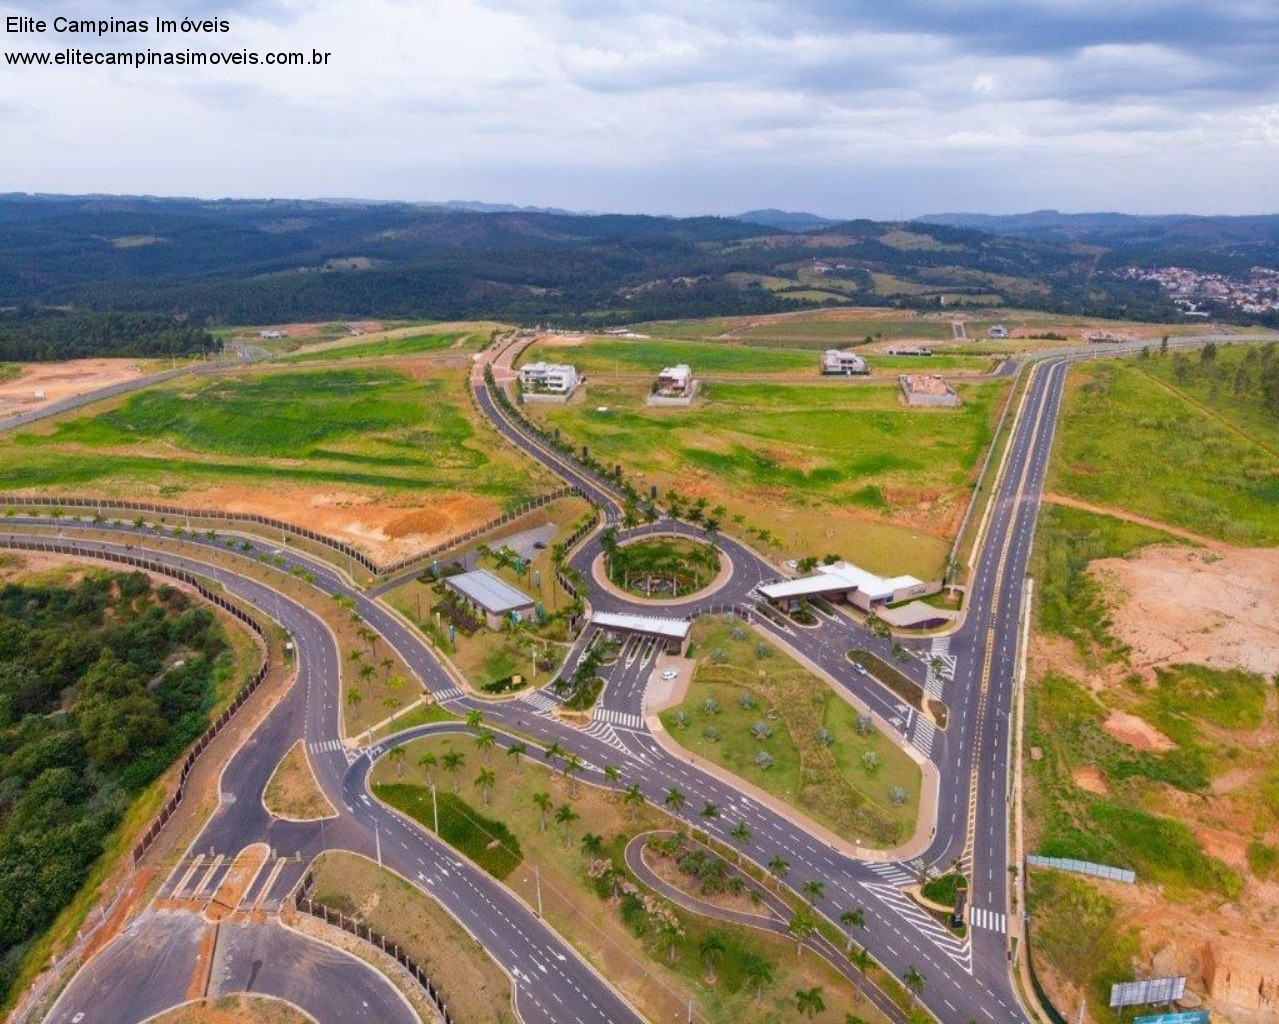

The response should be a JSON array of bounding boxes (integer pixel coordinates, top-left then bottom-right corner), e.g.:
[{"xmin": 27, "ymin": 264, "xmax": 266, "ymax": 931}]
[
  {"xmin": 474, "ymin": 729, "xmax": 496, "ymax": 766},
  {"xmin": 532, "ymin": 792, "xmax": 552, "ymax": 832},
  {"xmin": 664, "ymin": 786, "xmax": 686, "ymax": 811},
  {"xmin": 741, "ymin": 953, "xmax": 773, "ymax": 1005},
  {"xmin": 507, "ymin": 741, "xmax": 527, "ymax": 774},
  {"xmin": 544, "ymin": 741, "xmax": 565, "ymax": 773},
  {"xmin": 418, "ymin": 752, "xmax": 437, "ymax": 786},
  {"xmin": 348, "ymin": 648, "xmax": 365, "ymax": 665},
  {"xmin": 475, "ymin": 767, "xmax": 496, "ymax": 805},
  {"xmin": 580, "ymin": 832, "xmax": 604, "ymax": 857},
  {"xmin": 700, "ymin": 801, "xmax": 719, "ymax": 819},
  {"xmin": 622, "ymin": 784, "xmax": 644, "ymax": 823},
  {"xmin": 848, "ymin": 947, "xmax": 873, "ymax": 998},
  {"xmin": 803, "ymin": 879, "xmax": 825, "ymax": 906},
  {"xmin": 698, "ymin": 932, "xmax": 726, "ymax": 983},
  {"xmin": 442, "ymin": 750, "xmax": 465, "ymax": 791},
  {"xmin": 840, "ymin": 907, "xmax": 866, "ymax": 952},
  {"xmin": 729, "ymin": 822, "xmax": 751, "ymax": 863},
  {"xmin": 659, "ymin": 919, "xmax": 681, "ymax": 963},
  {"xmin": 466, "ymin": 708, "xmax": 485, "ymax": 728},
  {"xmin": 358, "ymin": 662, "xmax": 375, "ymax": 686},
  {"xmin": 554, "ymin": 803, "xmax": 579, "ymax": 847},
  {"xmin": 381, "ymin": 657, "xmax": 394, "ymax": 681},
  {"xmin": 603, "ymin": 764, "xmax": 622, "ymax": 792},
  {"xmin": 795, "ymin": 986, "xmax": 825, "ymax": 1018},
  {"xmin": 768, "ymin": 855, "xmax": 790, "ymax": 890},
  {"xmin": 563, "ymin": 754, "xmax": 583, "ymax": 797},
  {"xmin": 903, "ymin": 965, "xmax": 926, "ymax": 1009},
  {"xmin": 346, "ymin": 687, "xmax": 362, "ymax": 712},
  {"xmin": 388, "ymin": 746, "xmax": 406, "ymax": 778},
  {"xmin": 788, "ymin": 910, "xmax": 815, "ymax": 957}
]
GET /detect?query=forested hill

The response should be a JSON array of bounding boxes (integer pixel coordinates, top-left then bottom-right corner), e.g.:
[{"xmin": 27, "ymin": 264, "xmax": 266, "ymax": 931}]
[
  {"xmin": 0, "ymin": 193, "xmax": 1198, "ymax": 326},
  {"xmin": 0, "ymin": 570, "xmax": 233, "ymax": 1003},
  {"xmin": 0, "ymin": 310, "xmax": 218, "ymax": 362}
]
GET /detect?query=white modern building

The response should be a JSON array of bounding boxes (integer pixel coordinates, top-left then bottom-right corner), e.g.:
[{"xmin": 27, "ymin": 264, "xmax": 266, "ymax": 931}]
[
  {"xmin": 590, "ymin": 611, "xmax": 690, "ymax": 655},
  {"xmin": 519, "ymin": 361, "xmax": 581, "ymax": 395},
  {"xmin": 758, "ymin": 561, "xmax": 937, "ymax": 612},
  {"xmin": 820, "ymin": 350, "xmax": 869, "ymax": 376},
  {"xmin": 987, "ymin": 325, "xmax": 1009, "ymax": 339}
]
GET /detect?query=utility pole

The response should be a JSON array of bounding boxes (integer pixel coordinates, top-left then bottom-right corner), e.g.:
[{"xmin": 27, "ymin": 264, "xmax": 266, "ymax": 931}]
[
  {"xmin": 431, "ymin": 783, "xmax": 439, "ymax": 834},
  {"xmin": 535, "ymin": 865, "xmax": 543, "ymax": 918},
  {"xmin": 375, "ymin": 824, "xmax": 382, "ymax": 868}
]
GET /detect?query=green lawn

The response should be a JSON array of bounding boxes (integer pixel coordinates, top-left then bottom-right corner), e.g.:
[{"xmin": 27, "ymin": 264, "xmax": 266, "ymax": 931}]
[
  {"xmin": 282, "ymin": 332, "xmax": 473, "ymax": 363},
  {"xmin": 522, "ymin": 338, "xmax": 817, "ymax": 375},
  {"xmin": 660, "ymin": 619, "xmax": 920, "ymax": 848},
  {"xmin": 373, "ymin": 780, "xmax": 523, "ymax": 878},
  {"xmin": 0, "ymin": 365, "xmax": 546, "ymax": 506},
  {"xmin": 1050, "ymin": 356, "xmax": 1279, "ymax": 545},
  {"xmin": 528, "ymin": 377, "xmax": 1002, "ymax": 573}
]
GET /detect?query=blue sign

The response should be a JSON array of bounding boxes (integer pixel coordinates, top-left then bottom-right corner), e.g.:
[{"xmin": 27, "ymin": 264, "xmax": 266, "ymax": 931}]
[{"xmin": 1133, "ymin": 1012, "xmax": 1208, "ymax": 1024}]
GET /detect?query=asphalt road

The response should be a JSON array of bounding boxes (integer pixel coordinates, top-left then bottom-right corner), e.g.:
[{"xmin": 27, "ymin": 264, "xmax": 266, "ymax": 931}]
[{"xmin": 21, "ymin": 330, "xmax": 1266, "ymax": 1024}]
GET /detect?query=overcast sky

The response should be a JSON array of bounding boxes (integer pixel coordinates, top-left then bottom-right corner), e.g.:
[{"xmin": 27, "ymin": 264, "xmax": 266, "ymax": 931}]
[{"xmin": 3, "ymin": 0, "xmax": 1277, "ymax": 217}]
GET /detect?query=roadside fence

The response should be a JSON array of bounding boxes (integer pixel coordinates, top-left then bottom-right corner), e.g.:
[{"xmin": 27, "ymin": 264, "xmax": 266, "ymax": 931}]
[{"xmin": 293, "ymin": 871, "xmax": 456, "ymax": 1024}]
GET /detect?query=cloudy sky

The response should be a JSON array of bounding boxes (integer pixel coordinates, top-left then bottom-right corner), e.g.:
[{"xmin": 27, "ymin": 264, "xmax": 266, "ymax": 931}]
[{"xmin": 3, "ymin": 0, "xmax": 1277, "ymax": 217}]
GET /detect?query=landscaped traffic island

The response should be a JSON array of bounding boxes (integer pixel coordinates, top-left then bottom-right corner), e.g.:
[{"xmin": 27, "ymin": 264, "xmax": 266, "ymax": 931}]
[
  {"xmin": 659, "ymin": 618, "xmax": 922, "ymax": 848},
  {"xmin": 602, "ymin": 533, "xmax": 722, "ymax": 599}
]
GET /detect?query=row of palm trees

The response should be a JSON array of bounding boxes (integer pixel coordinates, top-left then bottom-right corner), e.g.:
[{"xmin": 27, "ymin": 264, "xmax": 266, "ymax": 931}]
[{"xmin": 385, "ymin": 711, "xmax": 930, "ymax": 1015}]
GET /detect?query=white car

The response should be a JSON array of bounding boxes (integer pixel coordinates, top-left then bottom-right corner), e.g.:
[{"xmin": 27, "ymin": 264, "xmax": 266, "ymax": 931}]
[{"xmin": 661, "ymin": 669, "xmax": 678, "ymax": 681}]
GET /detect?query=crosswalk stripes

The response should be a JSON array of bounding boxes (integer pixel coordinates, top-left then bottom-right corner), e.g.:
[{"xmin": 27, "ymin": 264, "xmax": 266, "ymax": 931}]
[
  {"xmin": 867, "ymin": 862, "xmax": 915, "ymax": 887},
  {"xmin": 522, "ymin": 690, "xmax": 560, "ymax": 714},
  {"xmin": 433, "ymin": 686, "xmax": 464, "ymax": 702},
  {"xmin": 970, "ymin": 906, "xmax": 1007, "ymax": 933},
  {"xmin": 911, "ymin": 716, "xmax": 937, "ymax": 757},
  {"xmin": 595, "ymin": 707, "xmax": 644, "ymax": 730},
  {"xmin": 309, "ymin": 737, "xmax": 344, "ymax": 754}
]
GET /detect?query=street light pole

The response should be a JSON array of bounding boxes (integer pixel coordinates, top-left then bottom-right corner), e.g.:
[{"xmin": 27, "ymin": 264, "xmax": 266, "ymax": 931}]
[{"xmin": 431, "ymin": 783, "xmax": 439, "ymax": 834}]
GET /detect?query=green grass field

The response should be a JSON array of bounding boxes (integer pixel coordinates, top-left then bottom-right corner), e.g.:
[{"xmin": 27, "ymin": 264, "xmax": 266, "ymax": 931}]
[
  {"xmin": 0, "ymin": 365, "xmax": 546, "ymax": 506},
  {"xmin": 524, "ymin": 338, "xmax": 816, "ymax": 375},
  {"xmin": 373, "ymin": 780, "xmax": 523, "ymax": 878},
  {"xmin": 528, "ymin": 375, "xmax": 1005, "ymax": 576},
  {"xmin": 282, "ymin": 331, "xmax": 473, "ymax": 363},
  {"xmin": 1050, "ymin": 356, "xmax": 1279, "ymax": 545},
  {"xmin": 660, "ymin": 619, "xmax": 920, "ymax": 848}
]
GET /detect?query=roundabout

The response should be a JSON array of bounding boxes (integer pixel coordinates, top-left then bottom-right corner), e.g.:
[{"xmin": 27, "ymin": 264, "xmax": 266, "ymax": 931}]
[{"xmin": 591, "ymin": 531, "xmax": 735, "ymax": 606}]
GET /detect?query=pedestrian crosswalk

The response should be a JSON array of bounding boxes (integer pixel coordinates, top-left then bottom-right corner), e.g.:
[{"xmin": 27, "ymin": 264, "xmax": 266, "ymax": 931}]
[
  {"xmin": 583, "ymin": 719, "xmax": 652, "ymax": 762},
  {"xmin": 911, "ymin": 716, "xmax": 937, "ymax": 757},
  {"xmin": 433, "ymin": 686, "xmax": 464, "ymax": 703},
  {"xmin": 969, "ymin": 906, "xmax": 1007, "ymax": 933},
  {"xmin": 926, "ymin": 636, "xmax": 956, "ymax": 700},
  {"xmin": 309, "ymin": 737, "xmax": 345, "ymax": 755},
  {"xmin": 595, "ymin": 707, "xmax": 644, "ymax": 730},
  {"xmin": 521, "ymin": 690, "xmax": 561, "ymax": 714},
  {"xmin": 867, "ymin": 862, "xmax": 915, "ymax": 887}
]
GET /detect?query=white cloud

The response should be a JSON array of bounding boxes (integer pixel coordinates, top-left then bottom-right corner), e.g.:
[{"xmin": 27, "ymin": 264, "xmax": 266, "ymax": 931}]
[{"xmin": 0, "ymin": 0, "xmax": 1275, "ymax": 214}]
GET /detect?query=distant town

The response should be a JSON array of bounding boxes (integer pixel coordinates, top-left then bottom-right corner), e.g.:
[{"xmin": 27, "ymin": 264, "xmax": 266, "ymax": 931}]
[{"xmin": 1118, "ymin": 264, "xmax": 1279, "ymax": 316}]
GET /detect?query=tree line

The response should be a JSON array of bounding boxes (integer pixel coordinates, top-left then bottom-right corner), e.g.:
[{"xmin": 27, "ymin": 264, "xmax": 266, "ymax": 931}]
[
  {"xmin": 0, "ymin": 309, "xmax": 219, "ymax": 362},
  {"xmin": 0, "ymin": 570, "xmax": 230, "ymax": 1002}
]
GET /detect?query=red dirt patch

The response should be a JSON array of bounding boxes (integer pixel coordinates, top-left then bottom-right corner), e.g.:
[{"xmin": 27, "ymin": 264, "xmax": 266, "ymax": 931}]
[
  {"xmin": 1101, "ymin": 710, "xmax": 1175, "ymax": 753},
  {"xmin": 1072, "ymin": 765, "xmax": 1110, "ymax": 795}
]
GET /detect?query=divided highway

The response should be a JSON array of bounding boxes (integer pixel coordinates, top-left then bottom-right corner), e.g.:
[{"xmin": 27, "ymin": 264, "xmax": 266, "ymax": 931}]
[{"xmin": 20, "ymin": 331, "xmax": 1262, "ymax": 1023}]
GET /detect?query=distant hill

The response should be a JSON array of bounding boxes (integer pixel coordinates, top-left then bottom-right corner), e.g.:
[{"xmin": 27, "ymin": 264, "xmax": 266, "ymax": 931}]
[
  {"xmin": 735, "ymin": 209, "xmax": 838, "ymax": 231},
  {"xmin": 920, "ymin": 210, "xmax": 1279, "ymax": 267},
  {"xmin": 0, "ymin": 193, "xmax": 1237, "ymax": 326}
]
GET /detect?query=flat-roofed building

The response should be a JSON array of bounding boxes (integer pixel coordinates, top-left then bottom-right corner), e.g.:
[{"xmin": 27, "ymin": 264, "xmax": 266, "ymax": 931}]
[
  {"xmin": 590, "ymin": 611, "xmax": 691, "ymax": 655},
  {"xmin": 987, "ymin": 325, "xmax": 1009, "ymax": 339},
  {"xmin": 757, "ymin": 561, "xmax": 937, "ymax": 613},
  {"xmin": 820, "ymin": 349, "xmax": 869, "ymax": 375},
  {"xmin": 899, "ymin": 373, "xmax": 961, "ymax": 407},
  {"xmin": 519, "ymin": 361, "xmax": 581, "ymax": 395},
  {"xmin": 444, "ymin": 569, "xmax": 536, "ymax": 629}
]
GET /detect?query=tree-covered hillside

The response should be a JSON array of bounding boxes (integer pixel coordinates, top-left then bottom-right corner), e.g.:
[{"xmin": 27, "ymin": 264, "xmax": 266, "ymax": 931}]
[
  {"xmin": 0, "ymin": 570, "xmax": 232, "ymax": 1001},
  {"xmin": 0, "ymin": 194, "xmax": 1192, "ymax": 327}
]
